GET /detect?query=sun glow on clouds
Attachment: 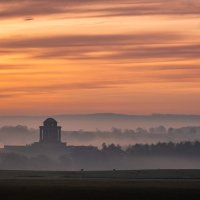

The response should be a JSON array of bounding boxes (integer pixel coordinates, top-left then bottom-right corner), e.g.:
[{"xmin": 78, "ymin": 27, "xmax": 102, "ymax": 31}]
[{"xmin": 0, "ymin": 0, "xmax": 200, "ymax": 115}]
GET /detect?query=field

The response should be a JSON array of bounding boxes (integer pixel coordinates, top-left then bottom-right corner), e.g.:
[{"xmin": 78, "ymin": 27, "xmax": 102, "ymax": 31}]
[{"xmin": 0, "ymin": 170, "xmax": 200, "ymax": 200}]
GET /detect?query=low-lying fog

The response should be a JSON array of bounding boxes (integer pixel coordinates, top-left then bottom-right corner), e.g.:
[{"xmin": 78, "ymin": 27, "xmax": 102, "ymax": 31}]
[
  {"xmin": 1, "ymin": 114, "xmax": 200, "ymax": 170},
  {"xmin": 0, "ymin": 125, "xmax": 200, "ymax": 148}
]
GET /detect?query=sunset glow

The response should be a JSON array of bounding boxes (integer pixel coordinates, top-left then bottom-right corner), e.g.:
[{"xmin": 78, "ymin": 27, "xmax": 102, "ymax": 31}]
[{"xmin": 1, "ymin": 0, "xmax": 200, "ymax": 115}]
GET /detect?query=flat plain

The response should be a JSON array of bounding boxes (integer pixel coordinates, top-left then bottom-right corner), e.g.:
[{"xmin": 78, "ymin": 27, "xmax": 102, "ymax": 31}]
[{"xmin": 0, "ymin": 170, "xmax": 200, "ymax": 200}]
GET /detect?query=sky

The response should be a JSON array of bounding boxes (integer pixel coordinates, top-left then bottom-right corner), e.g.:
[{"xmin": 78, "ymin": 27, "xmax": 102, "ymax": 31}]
[{"xmin": 0, "ymin": 0, "xmax": 200, "ymax": 115}]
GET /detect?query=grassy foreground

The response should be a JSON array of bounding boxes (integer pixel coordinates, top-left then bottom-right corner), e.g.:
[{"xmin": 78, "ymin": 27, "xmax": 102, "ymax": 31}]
[{"xmin": 0, "ymin": 170, "xmax": 200, "ymax": 200}]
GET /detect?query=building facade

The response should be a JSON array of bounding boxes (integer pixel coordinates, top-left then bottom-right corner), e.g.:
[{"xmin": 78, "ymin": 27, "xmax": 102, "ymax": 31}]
[
  {"xmin": 2, "ymin": 118, "xmax": 98, "ymax": 159},
  {"xmin": 39, "ymin": 118, "xmax": 62, "ymax": 143},
  {"xmin": 3, "ymin": 118, "xmax": 67, "ymax": 157}
]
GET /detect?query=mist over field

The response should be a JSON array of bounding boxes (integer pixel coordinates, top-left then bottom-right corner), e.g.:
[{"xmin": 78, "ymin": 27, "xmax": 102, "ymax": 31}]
[
  {"xmin": 1, "ymin": 114, "xmax": 200, "ymax": 170},
  {"xmin": 1, "ymin": 113, "xmax": 200, "ymax": 147},
  {"xmin": 1, "ymin": 124, "xmax": 200, "ymax": 148},
  {"xmin": 1, "ymin": 141, "xmax": 200, "ymax": 171}
]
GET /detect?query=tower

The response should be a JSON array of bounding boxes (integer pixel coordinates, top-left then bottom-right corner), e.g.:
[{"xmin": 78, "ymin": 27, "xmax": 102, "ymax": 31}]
[{"xmin": 39, "ymin": 118, "xmax": 61, "ymax": 143}]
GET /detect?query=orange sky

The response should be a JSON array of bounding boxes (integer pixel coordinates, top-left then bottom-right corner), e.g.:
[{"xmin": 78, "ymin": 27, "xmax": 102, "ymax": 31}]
[{"xmin": 0, "ymin": 0, "xmax": 200, "ymax": 115}]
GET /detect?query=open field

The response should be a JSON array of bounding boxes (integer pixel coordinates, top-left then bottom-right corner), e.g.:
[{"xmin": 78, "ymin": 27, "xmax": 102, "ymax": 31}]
[{"xmin": 1, "ymin": 170, "xmax": 200, "ymax": 200}]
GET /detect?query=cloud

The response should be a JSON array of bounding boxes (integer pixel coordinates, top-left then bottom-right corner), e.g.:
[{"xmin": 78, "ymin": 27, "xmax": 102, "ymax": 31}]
[
  {"xmin": 24, "ymin": 17, "xmax": 34, "ymax": 21},
  {"xmin": 2, "ymin": 32, "xmax": 200, "ymax": 62},
  {"xmin": 93, "ymin": 1, "xmax": 200, "ymax": 18},
  {"xmin": 1, "ymin": 32, "xmax": 200, "ymax": 62},
  {"xmin": 104, "ymin": 44, "xmax": 200, "ymax": 61},
  {"xmin": 1, "ymin": 32, "xmax": 189, "ymax": 60},
  {"xmin": 0, "ymin": 33, "xmax": 180, "ymax": 48},
  {"xmin": 0, "ymin": 79, "xmax": 132, "ymax": 99},
  {"xmin": 0, "ymin": 94, "xmax": 15, "ymax": 99},
  {"xmin": 0, "ymin": 65, "xmax": 26, "ymax": 70},
  {"xmin": 0, "ymin": 0, "xmax": 200, "ymax": 19}
]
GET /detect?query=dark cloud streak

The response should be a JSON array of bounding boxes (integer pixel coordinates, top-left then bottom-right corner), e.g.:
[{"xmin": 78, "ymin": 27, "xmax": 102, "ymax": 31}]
[
  {"xmin": 0, "ymin": 33, "xmax": 180, "ymax": 48},
  {"xmin": 0, "ymin": 0, "xmax": 200, "ymax": 19},
  {"xmin": 1, "ymin": 33, "xmax": 200, "ymax": 61},
  {"xmin": 0, "ymin": 80, "xmax": 131, "ymax": 99}
]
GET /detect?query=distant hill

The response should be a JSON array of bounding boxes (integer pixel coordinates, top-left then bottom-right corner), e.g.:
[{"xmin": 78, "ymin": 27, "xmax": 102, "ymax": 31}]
[{"xmin": 0, "ymin": 113, "xmax": 200, "ymax": 131}]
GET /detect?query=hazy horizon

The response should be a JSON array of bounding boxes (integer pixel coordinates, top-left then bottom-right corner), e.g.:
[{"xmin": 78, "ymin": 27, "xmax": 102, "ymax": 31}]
[
  {"xmin": 0, "ymin": 113, "xmax": 200, "ymax": 131},
  {"xmin": 2, "ymin": 112, "xmax": 200, "ymax": 117}
]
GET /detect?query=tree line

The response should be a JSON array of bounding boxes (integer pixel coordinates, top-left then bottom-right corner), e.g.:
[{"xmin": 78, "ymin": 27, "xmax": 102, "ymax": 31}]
[
  {"xmin": 1, "ymin": 125, "xmax": 200, "ymax": 146},
  {"xmin": 1, "ymin": 141, "xmax": 200, "ymax": 170}
]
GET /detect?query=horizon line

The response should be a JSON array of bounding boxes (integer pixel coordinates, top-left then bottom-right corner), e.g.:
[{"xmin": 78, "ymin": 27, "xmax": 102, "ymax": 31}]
[{"xmin": 1, "ymin": 113, "xmax": 200, "ymax": 118}]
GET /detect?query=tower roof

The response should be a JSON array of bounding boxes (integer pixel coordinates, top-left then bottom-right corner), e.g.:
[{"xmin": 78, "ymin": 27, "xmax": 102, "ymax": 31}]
[
  {"xmin": 43, "ymin": 118, "xmax": 57, "ymax": 126},
  {"xmin": 44, "ymin": 118, "xmax": 57, "ymax": 123}
]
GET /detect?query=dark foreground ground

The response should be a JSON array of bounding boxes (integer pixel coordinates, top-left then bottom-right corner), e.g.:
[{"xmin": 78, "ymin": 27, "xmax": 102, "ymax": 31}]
[{"xmin": 1, "ymin": 170, "xmax": 200, "ymax": 200}]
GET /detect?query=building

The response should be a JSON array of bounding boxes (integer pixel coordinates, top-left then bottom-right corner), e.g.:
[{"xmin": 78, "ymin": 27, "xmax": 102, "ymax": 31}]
[
  {"xmin": 40, "ymin": 118, "xmax": 62, "ymax": 143},
  {"xmin": 3, "ymin": 118, "xmax": 67, "ymax": 157},
  {"xmin": 2, "ymin": 117, "xmax": 98, "ymax": 160}
]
